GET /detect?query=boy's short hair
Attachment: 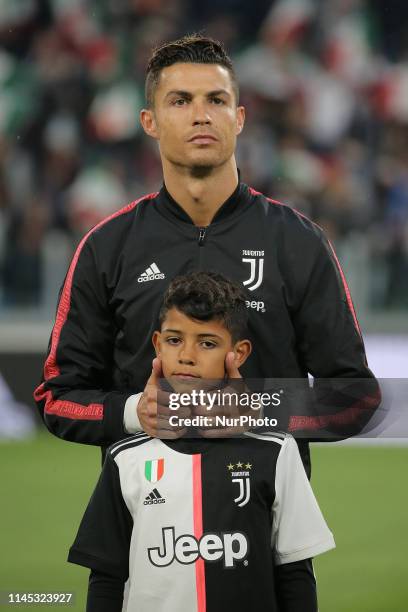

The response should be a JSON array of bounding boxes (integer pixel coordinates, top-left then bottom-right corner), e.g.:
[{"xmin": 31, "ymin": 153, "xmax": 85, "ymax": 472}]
[
  {"xmin": 145, "ymin": 33, "xmax": 239, "ymax": 108},
  {"xmin": 159, "ymin": 271, "xmax": 249, "ymax": 342}
]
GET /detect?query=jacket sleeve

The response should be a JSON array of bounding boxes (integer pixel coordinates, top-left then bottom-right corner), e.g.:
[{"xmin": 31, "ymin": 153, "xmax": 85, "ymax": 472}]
[
  {"xmin": 34, "ymin": 233, "xmax": 133, "ymax": 446},
  {"xmin": 283, "ymin": 217, "xmax": 381, "ymax": 439}
]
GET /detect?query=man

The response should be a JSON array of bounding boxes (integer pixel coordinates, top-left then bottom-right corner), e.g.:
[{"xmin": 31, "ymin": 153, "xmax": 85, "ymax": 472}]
[{"xmin": 34, "ymin": 34, "xmax": 379, "ymax": 474}]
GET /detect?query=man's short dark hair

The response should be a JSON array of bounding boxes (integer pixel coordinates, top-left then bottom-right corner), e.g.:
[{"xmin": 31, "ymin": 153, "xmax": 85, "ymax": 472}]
[
  {"xmin": 159, "ymin": 271, "xmax": 248, "ymax": 342},
  {"xmin": 145, "ymin": 33, "xmax": 239, "ymax": 108}
]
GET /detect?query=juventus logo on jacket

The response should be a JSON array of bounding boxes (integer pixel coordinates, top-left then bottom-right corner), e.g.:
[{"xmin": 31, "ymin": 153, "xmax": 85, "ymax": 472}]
[{"xmin": 242, "ymin": 256, "xmax": 264, "ymax": 291}]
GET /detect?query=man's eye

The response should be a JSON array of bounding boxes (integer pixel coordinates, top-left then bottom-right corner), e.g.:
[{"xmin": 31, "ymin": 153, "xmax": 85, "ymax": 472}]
[
  {"xmin": 211, "ymin": 97, "xmax": 224, "ymax": 105},
  {"xmin": 166, "ymin": 337, "xmax": 181, "ymax": 345},
  {"xmin": 173, "ymin": 98, "xmax": 187, "ymax": 106}
]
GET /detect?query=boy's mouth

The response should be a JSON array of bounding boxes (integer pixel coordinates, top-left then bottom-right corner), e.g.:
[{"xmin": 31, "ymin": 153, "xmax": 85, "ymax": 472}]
[{"xmin": 173, "ymin": 372, "xmax": 201, "ymax": 379}]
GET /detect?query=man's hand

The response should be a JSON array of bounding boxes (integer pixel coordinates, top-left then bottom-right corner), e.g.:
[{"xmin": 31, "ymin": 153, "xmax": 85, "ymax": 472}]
[
  {"xmin": 137, "ymin": 357, "xmax": 188, "ymax": 438},
  {"xmin": 195, "ymin": 352, "xmax": 253, "ymax": 438}
]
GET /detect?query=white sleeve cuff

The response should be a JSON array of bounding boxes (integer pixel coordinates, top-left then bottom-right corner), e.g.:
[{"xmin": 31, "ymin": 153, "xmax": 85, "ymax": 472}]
[
  {"xmin": 274, "ymin": 535, "xmax": 336, "ymax": 565},
  {"xmin": 124, "ymin": 393, "xmax": 144, "ymax": 433}
]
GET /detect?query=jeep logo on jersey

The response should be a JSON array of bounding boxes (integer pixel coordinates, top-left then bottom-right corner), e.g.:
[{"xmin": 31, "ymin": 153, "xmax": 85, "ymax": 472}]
[
  {"xmin": 242, "ymin": 254, "xmax": 264, "ymax": 291},
  {"xmin": 145, "ymin": 459, "xmax": 164, "ymax": 483},
  {"xmin": 148, "ymin": 527, "xmax": 248, "ymax": 568}
]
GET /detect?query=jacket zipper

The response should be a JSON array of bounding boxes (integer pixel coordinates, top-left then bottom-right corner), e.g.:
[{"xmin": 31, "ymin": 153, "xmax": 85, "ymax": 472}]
[{"xmin": 198, "ymin": 227, "xmax": 206, "ymax": 246}]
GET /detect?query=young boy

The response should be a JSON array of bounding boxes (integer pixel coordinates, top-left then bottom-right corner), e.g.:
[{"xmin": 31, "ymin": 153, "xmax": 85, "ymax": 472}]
[{"xmin": 68, "ymin": 272, "xmax": 335, "ymax": 612}]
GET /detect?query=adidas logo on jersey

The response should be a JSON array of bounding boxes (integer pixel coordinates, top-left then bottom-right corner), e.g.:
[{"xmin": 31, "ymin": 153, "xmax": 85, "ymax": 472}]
[
  {"xmin": 143, "ymin": 488, "xmax": 166, "ymax": 505},
  {"xmin": 138, "ymin": 263, "xmax": 165, "ymax": 283},
  {"xmin": 148, "ymin": 527, "xmax": 248, "ymax": 568}
]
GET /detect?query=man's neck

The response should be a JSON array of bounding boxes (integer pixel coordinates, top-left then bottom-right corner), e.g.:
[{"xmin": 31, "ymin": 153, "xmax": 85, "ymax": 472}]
[{"xmin": 162, "ymin": 158, "xmax": 239, "ymax": 226}]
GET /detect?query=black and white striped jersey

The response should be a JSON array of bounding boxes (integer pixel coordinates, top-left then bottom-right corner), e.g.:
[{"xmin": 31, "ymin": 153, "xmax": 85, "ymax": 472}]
[{"xmin": 68, "ymin": 432, "xmax": 335, "ymax": 612}]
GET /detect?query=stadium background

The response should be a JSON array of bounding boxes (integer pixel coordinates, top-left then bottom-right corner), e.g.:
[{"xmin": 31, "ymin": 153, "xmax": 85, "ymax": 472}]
[{"xmin": 0, "ymin": 0, "xmax": 407, "ymax": 610}]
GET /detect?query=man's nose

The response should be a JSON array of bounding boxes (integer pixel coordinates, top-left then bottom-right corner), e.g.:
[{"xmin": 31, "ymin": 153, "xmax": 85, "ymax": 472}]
[{"xmin": 192, "ymin": 100, "xmax": 211, "ymax": 125}]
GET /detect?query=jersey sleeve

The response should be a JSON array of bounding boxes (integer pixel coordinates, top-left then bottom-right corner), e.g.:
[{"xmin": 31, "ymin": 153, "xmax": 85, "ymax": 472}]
[
  {"xmin": 271, "ymin": 435, "xmax": 335, "ymax": 565},
  {"xmin": 283, "ymin": 218, "xmax": 381, "ymax": 438},
  {"xmin": 34, "ymin": 235, "xmax": 135, "ymax": 446},
  {"xmin": 68, "ymin": 451, "xmax": 132, "ymax": 579}
]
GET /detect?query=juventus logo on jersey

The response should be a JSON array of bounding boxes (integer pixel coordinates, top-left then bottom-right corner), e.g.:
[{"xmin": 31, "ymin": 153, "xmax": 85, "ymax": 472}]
[
  {"xmin": 228, "ymin": 461, "xmax": 252, "ymax": 508},
  {"xmin": 232, "ymin": 477, "xmax": 251, "ymax": 507},
  {"xmin": 242, "ymin": 252, "xmax": 264, "ymax": 291}
]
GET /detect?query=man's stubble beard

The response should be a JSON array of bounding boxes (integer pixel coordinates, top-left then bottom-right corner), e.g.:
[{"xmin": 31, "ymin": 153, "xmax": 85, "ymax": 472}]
[{"xmin": 167, "ymin": 151, "xmax": 230, "ymax": 179}]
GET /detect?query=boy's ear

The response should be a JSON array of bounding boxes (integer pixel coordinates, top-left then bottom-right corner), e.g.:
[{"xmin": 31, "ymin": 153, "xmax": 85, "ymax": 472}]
[
  {"xmin": 233, "ymin": 339, "xmax": 252, "ymax": 368},
  {"xmin": 152, "ymin": 331, "xmax": 161, "ymax": 356}
]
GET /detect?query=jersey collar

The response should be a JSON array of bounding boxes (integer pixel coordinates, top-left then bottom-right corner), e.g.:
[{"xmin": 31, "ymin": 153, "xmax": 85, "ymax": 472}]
[
  {"xmin": 163, "ymin": 437, "xmax": 226, "ymax": 455},
  {"xmin": 155, "ymin": 177, "xmax": 253, "ymax": 226}
]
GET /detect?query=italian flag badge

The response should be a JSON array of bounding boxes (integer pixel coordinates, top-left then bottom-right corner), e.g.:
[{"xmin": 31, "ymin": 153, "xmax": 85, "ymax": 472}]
[{"xmin": 145, "ymin": 458, "xmax": 164, "ymax": 483}]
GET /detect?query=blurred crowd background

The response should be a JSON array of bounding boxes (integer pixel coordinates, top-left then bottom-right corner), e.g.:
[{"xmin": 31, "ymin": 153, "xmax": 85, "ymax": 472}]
[{"xmin": 1, "ymin": 0, "xmax": 408, "ymax": 322}]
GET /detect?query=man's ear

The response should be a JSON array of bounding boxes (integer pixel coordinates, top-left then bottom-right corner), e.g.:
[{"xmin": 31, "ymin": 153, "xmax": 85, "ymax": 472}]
[
  {"xmin": 140, "ymin": 108, "xmax": 159, "ymax": 139},
  {"xmin": 152, "ymin": 331, "xmax": 162, "ymax": 356},
  {"xmin": 236, "ymin": 105, "xmax": 245, "ymax": 135},
  {"xmin": 233, "ymin": 339, "xmax": 252, "ymax": 368}
]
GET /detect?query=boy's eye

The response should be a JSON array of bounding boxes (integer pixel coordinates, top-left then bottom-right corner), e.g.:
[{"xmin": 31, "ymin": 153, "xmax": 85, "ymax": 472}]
[
  {"xmin": 200, "ymin": 340, "xmax": 217, "ymax": 349},
  {"xmin": 166, "ymin": 337, "xmax": 181, "ymax": 345}
]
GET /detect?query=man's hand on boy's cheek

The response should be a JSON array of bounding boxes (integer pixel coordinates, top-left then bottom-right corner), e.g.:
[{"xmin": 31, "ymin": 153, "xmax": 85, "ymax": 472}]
[
  {"xmin": 157, "ymin": 398, "xmax": 190, "ymax": 438},
  {"xmin": 137, "ymin": 357, "xmax": 189, "ymax": 438},
  {"xmin": 194, "ymin": 352, "xmax": 252, "ymax": 438}
]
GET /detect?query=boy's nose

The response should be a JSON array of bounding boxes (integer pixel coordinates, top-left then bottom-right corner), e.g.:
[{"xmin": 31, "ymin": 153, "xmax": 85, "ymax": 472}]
[
  {"xmin": 178, "ymin": 355, "xmax": 195, "ymax": 365},
  {"xmin": 178, "ymin": 346, "xmax": 196, "ymax": 365}
]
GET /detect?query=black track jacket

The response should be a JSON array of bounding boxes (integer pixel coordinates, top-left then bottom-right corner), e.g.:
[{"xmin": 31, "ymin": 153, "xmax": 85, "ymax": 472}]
[{"xmin": 34, "ymin": 182, "xmax": 379, "ymax": 470}]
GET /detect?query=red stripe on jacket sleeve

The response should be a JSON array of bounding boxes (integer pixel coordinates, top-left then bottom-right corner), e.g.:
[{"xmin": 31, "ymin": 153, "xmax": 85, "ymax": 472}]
[
  {"xmin": 326, "ymin": 238, "xmax": 362, "ymax": 338},
  {"xmin": 34, "ymin": 192, "xmax": 157, "ymax": 420},
  {"xmin": 41, "ymin": 390, "xmax": 104, "ymax": 420},
  {"xmin": 288, "ymin": 389, "xmax": 380, "ymax": 432}
]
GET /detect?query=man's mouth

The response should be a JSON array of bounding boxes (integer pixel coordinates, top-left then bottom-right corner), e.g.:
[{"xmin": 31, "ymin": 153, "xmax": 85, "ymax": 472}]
[{"xmin": 188, "ymin": 134, "xmax": 217, "ymax": 145}]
